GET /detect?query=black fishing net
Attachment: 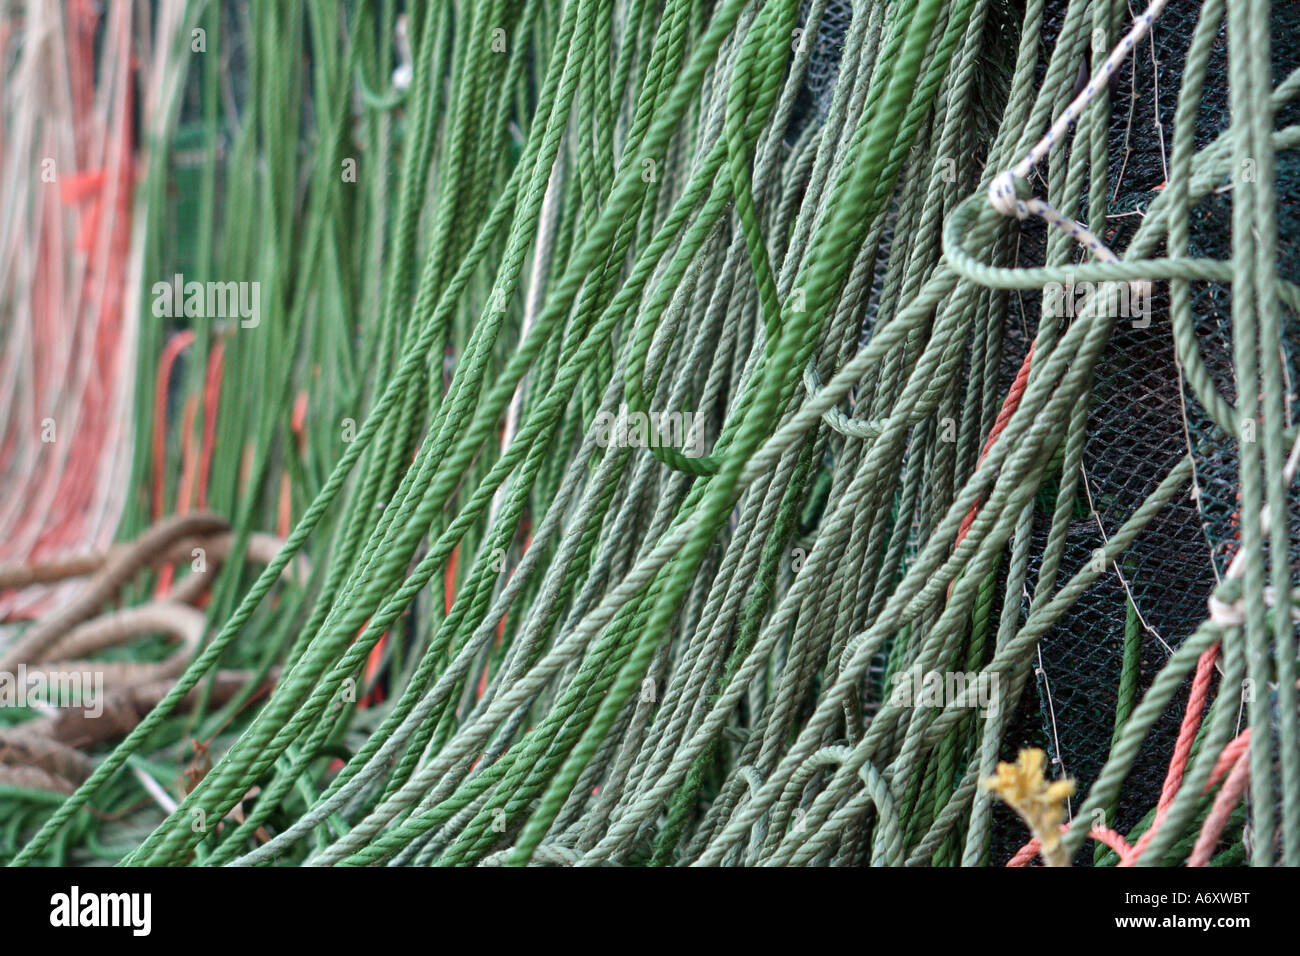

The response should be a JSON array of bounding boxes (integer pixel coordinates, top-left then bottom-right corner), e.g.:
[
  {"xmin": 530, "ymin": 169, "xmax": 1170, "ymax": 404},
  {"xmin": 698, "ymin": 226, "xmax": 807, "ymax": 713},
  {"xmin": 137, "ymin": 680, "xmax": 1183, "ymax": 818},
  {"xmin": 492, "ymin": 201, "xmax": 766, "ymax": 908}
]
[
  {"xmin": 791, "ymin": 0, "xmax": 854, "ymax": 139},
  {"xmin": 786, "ymin": 0, "xmax": 1298, "ymax": 863},
  {"xmin": 992, "ymin": 0, "xmax": 1300, "ymax": 864}
]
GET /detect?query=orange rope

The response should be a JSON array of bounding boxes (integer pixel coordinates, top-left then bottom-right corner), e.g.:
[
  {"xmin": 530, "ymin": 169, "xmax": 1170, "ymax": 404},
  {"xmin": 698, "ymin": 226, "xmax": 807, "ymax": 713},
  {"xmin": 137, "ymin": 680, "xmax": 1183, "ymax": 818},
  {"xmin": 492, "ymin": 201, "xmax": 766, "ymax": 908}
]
[
  {"xmin": 197, "ymin": 338, "xmax": 225, "ymax": 510},
  {"xmin": 1009, "ymin": 644, "xmax": 1225, "ymax": 866},
  {"xmin": 1007, "ymin": 823, "xmax": 1133, "ymax": 866},
  {"xmin": 1188, "ymin": 747, "xmax": 1251, "ymax": 866},
  {"xmin": 955, "ymin": 344, "xmax": 1035, "ymax": 550},
  {"xmin": 151, "ymin": 330, "xmax": 196, "ymax": 520},
  {"xmin": 1118, "ymin": 643, "xmax": 1220, "ymax": 865},
  {"xmin": 1206, "ymin": 727, "xmax": 1251, "ymax": 792}
]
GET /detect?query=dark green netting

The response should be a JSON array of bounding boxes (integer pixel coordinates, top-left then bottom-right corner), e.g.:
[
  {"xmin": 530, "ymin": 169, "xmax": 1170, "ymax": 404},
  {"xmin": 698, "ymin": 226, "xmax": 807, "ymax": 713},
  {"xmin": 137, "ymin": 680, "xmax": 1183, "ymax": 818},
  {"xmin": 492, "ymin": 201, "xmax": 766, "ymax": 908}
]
[{"xmin": 991, "ymin": 0, "xmax": 1300, "ymax": 864}]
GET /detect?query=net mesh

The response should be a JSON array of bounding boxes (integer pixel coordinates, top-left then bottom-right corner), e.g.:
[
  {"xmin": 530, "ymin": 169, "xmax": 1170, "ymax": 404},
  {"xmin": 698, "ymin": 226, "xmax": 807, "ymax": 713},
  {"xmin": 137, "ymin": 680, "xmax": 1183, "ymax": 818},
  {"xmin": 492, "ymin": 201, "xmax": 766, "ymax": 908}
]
[{"xmin": 991, "ymin": 0, "xmax": 1300, "ymax": 863}]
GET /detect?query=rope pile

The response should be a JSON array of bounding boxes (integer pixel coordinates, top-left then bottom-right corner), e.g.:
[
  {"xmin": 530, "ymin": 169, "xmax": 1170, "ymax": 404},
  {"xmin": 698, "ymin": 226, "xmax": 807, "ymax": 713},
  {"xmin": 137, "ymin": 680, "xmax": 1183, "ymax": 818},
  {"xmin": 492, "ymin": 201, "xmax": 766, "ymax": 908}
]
[{"xmin": 1, "ymin": 0, "xmax": 1297, "ymax": 866}]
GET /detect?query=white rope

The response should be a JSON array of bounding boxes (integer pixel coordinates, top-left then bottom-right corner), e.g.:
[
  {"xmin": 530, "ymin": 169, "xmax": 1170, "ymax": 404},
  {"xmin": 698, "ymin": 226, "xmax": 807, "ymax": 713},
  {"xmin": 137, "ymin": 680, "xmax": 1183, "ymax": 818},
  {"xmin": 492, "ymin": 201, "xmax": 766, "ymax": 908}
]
[{"xmin": 988, "ymin": 0, "xmax": 1171, "ymax": 273}]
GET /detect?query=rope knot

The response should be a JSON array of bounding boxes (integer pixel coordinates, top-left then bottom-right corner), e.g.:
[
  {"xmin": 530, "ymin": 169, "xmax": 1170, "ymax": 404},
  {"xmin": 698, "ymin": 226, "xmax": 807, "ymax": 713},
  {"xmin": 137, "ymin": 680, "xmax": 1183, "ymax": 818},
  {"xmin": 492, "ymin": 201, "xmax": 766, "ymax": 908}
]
[
  {"xmin": 988, "ymin": 170, "xmax": 1027, "ymax": 220},
  {"xmin": 1207, "ymin": 594, "xmax": 1244, "ymax": 627}
]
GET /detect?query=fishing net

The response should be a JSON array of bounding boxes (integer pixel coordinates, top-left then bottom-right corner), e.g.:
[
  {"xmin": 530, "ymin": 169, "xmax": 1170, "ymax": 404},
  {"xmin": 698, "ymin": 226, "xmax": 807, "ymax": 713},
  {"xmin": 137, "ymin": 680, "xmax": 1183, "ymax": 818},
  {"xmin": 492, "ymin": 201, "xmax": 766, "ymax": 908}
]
[{"xmin": 996, "ymin": 0, "xmax": 1300, "ymax": 864}]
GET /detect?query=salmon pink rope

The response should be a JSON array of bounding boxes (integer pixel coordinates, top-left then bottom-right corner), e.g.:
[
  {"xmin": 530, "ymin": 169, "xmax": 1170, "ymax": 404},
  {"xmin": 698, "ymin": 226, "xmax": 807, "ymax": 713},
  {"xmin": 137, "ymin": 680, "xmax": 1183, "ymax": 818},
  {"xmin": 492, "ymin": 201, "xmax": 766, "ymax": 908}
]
[
  {"xmin": 1007, "ymin": 822, "xmax": 1133, "ymax": 866},
  {"xmin": 151, "ymin": 330, "xmax": 196, "ymax": 520},
  {"xmin": 0, "ymin": 0, "xmax": 137, "ymax": 620},
  {"xmin": 1118, "ymin": 643, "xmax": 1220, "ymax": 865},
  {"xmin": 197, "ymin": 339, "xmax": 226, "ymax": 510},
  {"xmin": 1206, "ymin": 728, "xmax": 1250, "ymax": 792},
  {"xmin": 1008, "ymin": 643, "xmax": 1221, "ymax": 865},
  {"xmin": 955, "ymin": 345, "xmax": 1035, "ymax": 549},
  {"xmin": 1188, "ymin": 748, "xmax": 1251, "ymax": 867}
]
